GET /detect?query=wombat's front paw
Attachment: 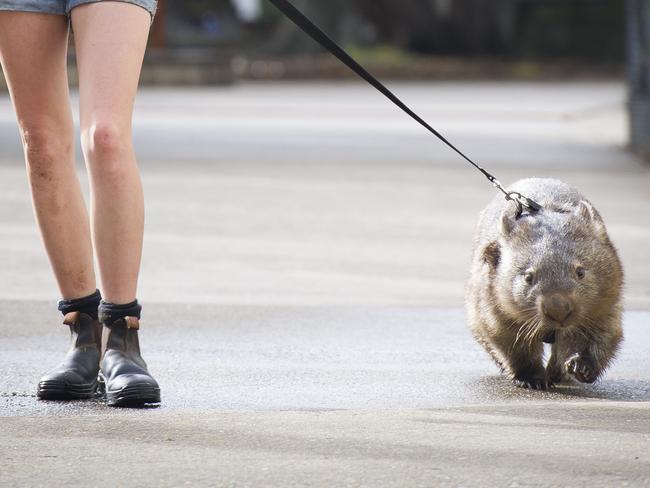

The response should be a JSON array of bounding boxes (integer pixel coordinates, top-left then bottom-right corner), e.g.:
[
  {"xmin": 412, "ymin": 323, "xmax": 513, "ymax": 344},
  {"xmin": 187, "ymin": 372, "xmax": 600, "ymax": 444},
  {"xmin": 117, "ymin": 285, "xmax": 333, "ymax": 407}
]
[
  {"xmin": 546, "ymin": 366, "xmax": 568, "ymax": 385},
  {"xmin": 512, "ymin": 376, "xmax": 553, "ymax": 390},
  {"xmin": 566, "ymin": 355, "xmax": 599, "ymax": 384}
]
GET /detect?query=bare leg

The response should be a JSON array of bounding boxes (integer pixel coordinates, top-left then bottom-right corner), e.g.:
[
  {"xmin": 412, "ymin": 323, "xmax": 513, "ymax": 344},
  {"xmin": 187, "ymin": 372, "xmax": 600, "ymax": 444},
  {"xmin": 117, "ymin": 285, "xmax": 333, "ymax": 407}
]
[
  {"xmin": 71, "ymin": 2, "xmax": 151, "ymax": 304},
  {"xmin": 0, "ymin": 12, "xmax": 96, "ymax": 300}
]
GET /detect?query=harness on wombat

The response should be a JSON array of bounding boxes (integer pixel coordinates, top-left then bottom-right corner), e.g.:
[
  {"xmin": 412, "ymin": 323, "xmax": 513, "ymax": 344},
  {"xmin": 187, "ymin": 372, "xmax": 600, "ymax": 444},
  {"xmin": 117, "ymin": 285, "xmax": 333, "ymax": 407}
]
[{"xmin": 268, "ymin": 0, "xmax": 543, "ymax": 218}]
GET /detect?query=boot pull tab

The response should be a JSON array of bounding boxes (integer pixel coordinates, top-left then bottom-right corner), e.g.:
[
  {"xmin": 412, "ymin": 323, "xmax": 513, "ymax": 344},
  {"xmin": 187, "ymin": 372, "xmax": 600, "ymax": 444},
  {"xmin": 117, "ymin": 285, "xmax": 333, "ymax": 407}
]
[
  {"xmin": 62, "ymin": 311, "xmax": 81, "ymax": 327},
  {"xmin": 125, "ymin": 317, "xmax": 140, "ymax": 330}
]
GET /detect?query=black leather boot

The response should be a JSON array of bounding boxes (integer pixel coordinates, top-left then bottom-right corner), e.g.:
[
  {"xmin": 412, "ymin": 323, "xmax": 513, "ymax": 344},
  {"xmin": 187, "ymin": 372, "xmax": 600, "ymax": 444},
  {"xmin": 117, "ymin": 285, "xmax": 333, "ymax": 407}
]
[
  {"xmin": 37, "ymin": 312, "xmax": 101, "ymax": 400},
  {"xmin": 100, "ymin": 316, "xmax": 161, "ymax": 407}
]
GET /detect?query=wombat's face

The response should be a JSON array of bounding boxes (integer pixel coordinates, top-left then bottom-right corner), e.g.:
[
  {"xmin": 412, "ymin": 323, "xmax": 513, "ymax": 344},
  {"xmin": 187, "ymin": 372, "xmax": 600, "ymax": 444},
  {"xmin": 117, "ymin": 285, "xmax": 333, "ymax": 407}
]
[{"xmin": 485, "ymin": 201, "xmax": 622, "ymax": 332}]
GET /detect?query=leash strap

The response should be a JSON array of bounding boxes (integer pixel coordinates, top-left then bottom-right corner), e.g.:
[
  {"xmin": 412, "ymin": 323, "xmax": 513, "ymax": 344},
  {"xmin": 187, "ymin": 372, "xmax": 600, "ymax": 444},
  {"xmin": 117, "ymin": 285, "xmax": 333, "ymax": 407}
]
[{"xmin": 267, "ymin": 0, "xmax": 542, "ymax": 215}]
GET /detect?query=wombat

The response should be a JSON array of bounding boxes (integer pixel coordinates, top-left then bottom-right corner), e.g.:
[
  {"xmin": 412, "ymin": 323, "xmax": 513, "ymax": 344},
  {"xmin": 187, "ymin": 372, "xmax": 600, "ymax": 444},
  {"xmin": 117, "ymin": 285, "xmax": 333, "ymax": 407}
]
[{"xmin": 466, "ymin": 178, "xmax": 623, "ymax": 389}]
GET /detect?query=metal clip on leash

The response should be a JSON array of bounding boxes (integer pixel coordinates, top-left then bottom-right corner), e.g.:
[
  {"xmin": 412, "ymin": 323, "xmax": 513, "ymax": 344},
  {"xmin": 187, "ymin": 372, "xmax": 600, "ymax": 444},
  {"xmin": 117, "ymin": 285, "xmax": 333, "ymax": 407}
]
[
  {"xmin": 489, "ymin": 177, "xmax": 543, "ymax": 218},
  {"xmin": 267, "ymin": 0, "xmax": 543, "ymax": 216}
]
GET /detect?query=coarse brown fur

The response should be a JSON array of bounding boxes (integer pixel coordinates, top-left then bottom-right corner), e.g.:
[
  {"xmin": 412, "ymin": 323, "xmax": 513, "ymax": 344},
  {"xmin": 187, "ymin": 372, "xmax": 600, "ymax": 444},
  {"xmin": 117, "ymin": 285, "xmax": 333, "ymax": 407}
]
[{"xmin": 466, "ymin": 178, "xmax": 624, "ymax": 389}]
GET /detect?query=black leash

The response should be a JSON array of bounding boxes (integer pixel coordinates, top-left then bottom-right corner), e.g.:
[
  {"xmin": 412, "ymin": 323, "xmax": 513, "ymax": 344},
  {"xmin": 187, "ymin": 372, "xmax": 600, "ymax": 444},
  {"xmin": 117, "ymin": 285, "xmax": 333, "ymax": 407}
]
[{"xmin": 267, "ymin": 0, "xmax": 542, "ymax": 215}]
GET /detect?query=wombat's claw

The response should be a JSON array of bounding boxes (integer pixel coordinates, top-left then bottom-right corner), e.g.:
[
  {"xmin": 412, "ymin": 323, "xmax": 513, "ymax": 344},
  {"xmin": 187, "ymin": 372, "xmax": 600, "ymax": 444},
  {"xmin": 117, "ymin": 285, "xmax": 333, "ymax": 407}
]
[
  {"xmin": 566, "ymin": 356, "xmax": 598, "ymax": 384},
  {"xmin": 512, "ymin": 377, "xmax": 553, "ymax": 390}
]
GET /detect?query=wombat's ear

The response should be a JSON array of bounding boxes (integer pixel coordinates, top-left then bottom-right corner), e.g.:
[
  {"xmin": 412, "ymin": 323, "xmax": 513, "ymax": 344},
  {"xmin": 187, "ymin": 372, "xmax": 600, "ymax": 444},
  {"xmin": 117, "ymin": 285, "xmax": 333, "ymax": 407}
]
[
  {"xmin": 482, "ymin": 241, "xmax": 501, "ymax": 269},
  {"xmin": 576, "ymin": 200, "xmax": 596, "ymax": 221},
  {"xmin": 501, "ymin": 204, "xmax": 518, "ymax": 236},
  {"xmin": 576, "ymin": 200, "xmax": 605, "ymax": 233}
]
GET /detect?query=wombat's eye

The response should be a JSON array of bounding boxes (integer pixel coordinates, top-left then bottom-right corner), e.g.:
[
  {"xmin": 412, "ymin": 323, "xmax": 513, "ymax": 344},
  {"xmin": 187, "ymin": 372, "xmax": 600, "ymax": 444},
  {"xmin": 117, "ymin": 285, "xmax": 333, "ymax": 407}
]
[
  {"xmin": 575, "ymin": 266, "xmax": 586, "ymax": 280},
  {"xmin": 524, "ymin": 271, "xmax": 535, "ymax": 285}
]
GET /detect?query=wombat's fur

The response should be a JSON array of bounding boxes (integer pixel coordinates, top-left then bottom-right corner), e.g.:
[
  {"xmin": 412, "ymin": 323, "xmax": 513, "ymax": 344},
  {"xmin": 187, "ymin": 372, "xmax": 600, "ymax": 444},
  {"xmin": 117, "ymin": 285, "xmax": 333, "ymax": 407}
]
[{"xmin": 466, "ymin": 178, "xmax": 623, "ymax": 389}]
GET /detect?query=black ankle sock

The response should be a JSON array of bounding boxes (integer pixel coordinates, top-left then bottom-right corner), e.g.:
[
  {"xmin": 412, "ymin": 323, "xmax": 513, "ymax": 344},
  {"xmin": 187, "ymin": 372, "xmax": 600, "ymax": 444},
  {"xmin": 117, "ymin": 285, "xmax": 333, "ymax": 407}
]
[
  {"xmin": 98, "ymin": 299, "xmax": 142, "ymax": 326},
  {"xmin": 57, "ymin": 289, "xmax": 102, "ymax": 320}
]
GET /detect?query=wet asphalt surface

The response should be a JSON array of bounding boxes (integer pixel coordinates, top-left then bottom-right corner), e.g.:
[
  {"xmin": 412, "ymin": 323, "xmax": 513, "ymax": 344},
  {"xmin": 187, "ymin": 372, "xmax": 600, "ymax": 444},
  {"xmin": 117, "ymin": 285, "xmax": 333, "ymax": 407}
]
[
  {"xmin": 2, "ymin": 303, "xmax": 650, "ymax": 416},
  {"xmin": 2, "ymin": 304, "xmax": 650, "ymax": 487}
]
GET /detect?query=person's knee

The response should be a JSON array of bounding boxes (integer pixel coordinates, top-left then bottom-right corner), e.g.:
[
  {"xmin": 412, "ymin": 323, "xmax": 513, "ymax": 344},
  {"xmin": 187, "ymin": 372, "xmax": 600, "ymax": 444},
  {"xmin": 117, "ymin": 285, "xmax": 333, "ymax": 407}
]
[
  {"xmin": 81, "ymin": 122, "xmax": 132, "ymax": 167},
  {"xmin": 20, "ymin": 123, "xmax": 73, "ymax": 180}
]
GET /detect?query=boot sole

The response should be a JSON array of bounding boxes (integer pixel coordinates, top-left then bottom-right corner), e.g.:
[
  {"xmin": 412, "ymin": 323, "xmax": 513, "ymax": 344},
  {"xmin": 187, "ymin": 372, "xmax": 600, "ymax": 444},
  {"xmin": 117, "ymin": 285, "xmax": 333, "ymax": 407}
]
[
  {"xmin": 106, "ymin": 384, "xmax": 161, "ymax": 407},
  {"xmin": 37, "ymin": 379, "xmax": 98, "ymax": 400}
]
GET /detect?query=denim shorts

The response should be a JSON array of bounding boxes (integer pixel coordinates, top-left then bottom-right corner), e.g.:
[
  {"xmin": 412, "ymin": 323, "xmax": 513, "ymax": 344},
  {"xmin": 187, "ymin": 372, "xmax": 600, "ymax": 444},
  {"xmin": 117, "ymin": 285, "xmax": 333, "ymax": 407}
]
[{"xmin": 0, "ymin": 0, "xmax": 157, "ymax": 19}]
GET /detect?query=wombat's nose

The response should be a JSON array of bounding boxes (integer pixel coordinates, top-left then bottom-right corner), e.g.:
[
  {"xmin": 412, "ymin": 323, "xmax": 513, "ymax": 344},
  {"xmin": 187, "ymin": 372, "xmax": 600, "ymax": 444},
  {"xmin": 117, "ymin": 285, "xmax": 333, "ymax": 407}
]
[{"xmin": 541, "ymin": 294, "xmax": 574, "ymax": 324}]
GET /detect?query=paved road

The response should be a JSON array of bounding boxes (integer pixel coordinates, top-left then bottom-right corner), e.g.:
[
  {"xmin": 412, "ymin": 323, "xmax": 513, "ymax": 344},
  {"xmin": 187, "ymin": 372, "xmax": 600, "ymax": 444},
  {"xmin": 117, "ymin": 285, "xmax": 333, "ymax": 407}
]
[{"xmin": 1, "ymin": 82, "xmax": 650, "ymax": 487}]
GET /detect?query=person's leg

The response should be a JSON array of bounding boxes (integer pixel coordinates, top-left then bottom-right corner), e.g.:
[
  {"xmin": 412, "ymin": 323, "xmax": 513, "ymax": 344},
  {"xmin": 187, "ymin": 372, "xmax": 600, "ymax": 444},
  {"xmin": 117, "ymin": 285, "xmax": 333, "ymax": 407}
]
[
  {"xmin": 0, "ymin": 12, "xmax": 97, "ymax": 299},
  {"xmin": 0, "ymin": 11, "xmax": 102, "ymax": 399},
  {"xmin": 71, "ymin": 1, "xmax": 159, "ymax": 406},
  {"xmin": 71, "ymin": 1, "xmax": 151, "ymax": 305}
]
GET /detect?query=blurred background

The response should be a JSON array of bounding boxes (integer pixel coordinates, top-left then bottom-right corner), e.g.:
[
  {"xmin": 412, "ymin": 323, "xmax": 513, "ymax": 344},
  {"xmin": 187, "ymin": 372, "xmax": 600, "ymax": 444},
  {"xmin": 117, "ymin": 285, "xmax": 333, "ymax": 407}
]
[
  {"xmin": 0, "ymin": 0, "xmax": 647, "ymax": 159},
  {"xmin": 147, "ymin": 0, "xmax": 644, "ymax": 157},
  {"xmin": 134, "ymin": 0, "xmax": 649, "ymax": 157}
]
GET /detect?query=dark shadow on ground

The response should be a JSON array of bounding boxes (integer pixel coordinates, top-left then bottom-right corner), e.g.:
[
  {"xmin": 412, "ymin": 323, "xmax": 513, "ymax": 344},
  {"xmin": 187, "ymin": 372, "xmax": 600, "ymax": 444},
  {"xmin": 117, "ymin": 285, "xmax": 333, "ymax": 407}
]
[{"xmin": 471, "ymin": 375, "xmax": 650, "ymax": 402}]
